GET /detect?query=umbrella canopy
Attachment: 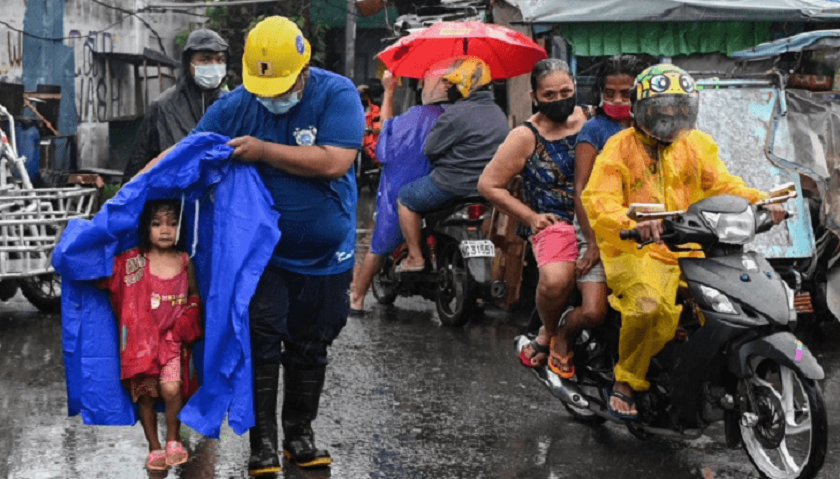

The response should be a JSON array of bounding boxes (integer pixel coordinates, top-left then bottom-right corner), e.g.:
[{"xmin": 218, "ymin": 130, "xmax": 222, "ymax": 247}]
[{"xmin": 377, "ymin": 21, "xmax": 547, "ymax": 80}]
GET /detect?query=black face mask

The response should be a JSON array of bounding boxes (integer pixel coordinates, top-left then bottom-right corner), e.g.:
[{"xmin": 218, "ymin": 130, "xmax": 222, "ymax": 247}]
[
  {"xmin": 447, "ymin": 86, "xmax": 463, "ymax": 103},
  {"xmin": 534, "ymin": 96, "xmax": 576, "ymax": 123}
]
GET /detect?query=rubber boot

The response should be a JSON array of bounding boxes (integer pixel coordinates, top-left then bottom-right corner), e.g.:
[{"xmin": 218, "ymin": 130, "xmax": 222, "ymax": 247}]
[
  {"xmin": 248, "ymin": 363, "xmax": 282, "ymax": 476},
  {"xmin": 281, "ymin": 366, "xmax": 332, "ymax": 468}
]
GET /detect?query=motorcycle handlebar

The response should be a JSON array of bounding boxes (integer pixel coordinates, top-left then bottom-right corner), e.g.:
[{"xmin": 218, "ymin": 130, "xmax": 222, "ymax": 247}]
[{"xmin": 620, "ymin": 229, "xmax": 641, "ymax": 241}]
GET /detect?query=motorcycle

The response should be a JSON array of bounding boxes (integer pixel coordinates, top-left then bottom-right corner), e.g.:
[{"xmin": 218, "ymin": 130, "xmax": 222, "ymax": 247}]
[
  {"xmin": 516, "ymin": 184, "xmax": 828, "ymax": 479},
  {"xmin": 371, "ymin": 196, "xmax": 508, "ymax": 326}
]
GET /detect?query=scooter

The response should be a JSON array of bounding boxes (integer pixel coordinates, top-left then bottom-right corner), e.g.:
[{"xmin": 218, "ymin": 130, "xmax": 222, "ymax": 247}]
[
  {"xmin": 371, "ymin": 196, "xmax": 508, "ymax": 326},
  {"xmin": 516, "ymin": 184, "xmax": 828, "ymax": 479}
]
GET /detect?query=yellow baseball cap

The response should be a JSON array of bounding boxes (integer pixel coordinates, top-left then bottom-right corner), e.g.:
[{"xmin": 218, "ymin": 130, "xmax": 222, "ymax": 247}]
[{"xmin": 242, "ymin": 16, "xmax": 311, "ymax": 97}]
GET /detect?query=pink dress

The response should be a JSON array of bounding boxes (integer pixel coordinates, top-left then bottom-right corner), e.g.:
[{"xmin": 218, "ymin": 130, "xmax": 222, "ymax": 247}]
[{"xmin": 128, "ymin": 253, "xmax": 189, "ymax": 402}]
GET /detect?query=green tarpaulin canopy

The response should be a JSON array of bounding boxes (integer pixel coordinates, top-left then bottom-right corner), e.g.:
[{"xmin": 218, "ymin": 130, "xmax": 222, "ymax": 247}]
[{"xmin": 560, "ymin": 21, "xmax": 776, "ymax": 57}]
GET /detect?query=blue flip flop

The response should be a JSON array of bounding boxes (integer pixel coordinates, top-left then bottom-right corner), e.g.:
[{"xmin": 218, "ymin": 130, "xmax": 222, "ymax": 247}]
[{"xmin": 606, "ymin": 387, "xmax": 638, "ymax": 421}]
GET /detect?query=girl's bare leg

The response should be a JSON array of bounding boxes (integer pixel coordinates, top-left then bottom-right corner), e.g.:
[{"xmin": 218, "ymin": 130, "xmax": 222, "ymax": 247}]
[
  {"xmin": 138, "ymin": 395, "xmax": 162, "ymax": 451},
  {"xmin": 160, "ymin": 382, "xmax": 182, "ymax": 443}
]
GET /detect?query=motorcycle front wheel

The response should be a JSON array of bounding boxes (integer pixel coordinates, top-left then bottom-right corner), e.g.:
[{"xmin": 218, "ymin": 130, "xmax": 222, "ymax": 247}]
[
  {"xmin": 740, "ymin": 357, "xmax": 827, "ymax": 479},
  {"xmin": 435, "ymin": 242, "xmax": 477, "ymax": 327}
]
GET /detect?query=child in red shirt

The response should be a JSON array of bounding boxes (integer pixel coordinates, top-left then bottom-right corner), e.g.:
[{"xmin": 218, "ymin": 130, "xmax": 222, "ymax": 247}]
[{"xmin": 101, "ymin": 199, "xmax": 202, "ymax": 471}]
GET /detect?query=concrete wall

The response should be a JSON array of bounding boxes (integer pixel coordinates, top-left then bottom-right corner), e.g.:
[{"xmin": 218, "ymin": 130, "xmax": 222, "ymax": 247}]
[
  {"xmin": 1, "ymin": 0, "xmax": 196, "ymax": 172},
  {"xmin": 1, "ymin": 0, "xmax": 194, "ymax": 123}
]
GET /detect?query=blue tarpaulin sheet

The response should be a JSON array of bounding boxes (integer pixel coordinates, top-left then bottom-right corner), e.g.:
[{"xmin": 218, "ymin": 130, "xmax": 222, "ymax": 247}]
[
  {"xmin": 53, "ymin": 133, "xmax": 281, "ymax": 438},
  {"xmin": 732, "ymin": 29, "xmax": 840, "ymax": 60}
]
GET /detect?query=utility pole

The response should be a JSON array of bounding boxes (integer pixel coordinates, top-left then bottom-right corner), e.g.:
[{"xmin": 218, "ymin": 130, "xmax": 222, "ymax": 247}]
[{"xmin": 345, "ymin": 0, "xmax": 356, "ymax": 82}]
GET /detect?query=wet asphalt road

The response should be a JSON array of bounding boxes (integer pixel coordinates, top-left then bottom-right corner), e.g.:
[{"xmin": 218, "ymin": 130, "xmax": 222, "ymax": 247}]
[{"xmin": 2, "ymin": 190, "xmax": 840, "ymax": 479}]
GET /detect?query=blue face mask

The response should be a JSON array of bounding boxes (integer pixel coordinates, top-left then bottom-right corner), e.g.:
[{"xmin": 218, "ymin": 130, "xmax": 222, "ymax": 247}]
[{"xmin": 256, "ymin": 91, "xmax": 301, "ymax": 115}]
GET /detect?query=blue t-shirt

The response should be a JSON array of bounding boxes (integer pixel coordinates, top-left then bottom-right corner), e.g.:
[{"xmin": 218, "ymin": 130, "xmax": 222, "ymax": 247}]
[
  {"xmin": 577, "ymin": 114, "xmax": 624, "ymax": 152},
  {"xmin": 194, "ymin": 68, "xmax": 365, "ymax": 275}
]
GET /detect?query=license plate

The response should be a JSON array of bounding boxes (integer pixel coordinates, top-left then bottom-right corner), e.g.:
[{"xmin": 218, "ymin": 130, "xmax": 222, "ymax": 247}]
[{"xmin": 459, "ymin": 240, "xmax": 495, "ymax": 258}]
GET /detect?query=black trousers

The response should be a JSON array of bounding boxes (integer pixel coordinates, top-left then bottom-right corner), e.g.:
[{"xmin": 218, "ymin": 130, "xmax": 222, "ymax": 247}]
[{"xmin": 248, "ymin": 264, "xmax": 352, "ymax": 369}]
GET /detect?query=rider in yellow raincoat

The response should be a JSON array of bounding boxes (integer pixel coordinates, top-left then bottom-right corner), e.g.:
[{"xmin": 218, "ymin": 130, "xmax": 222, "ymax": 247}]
[{"xmin": 581, "ymin": 64, "xmax": 784, "ymax": 419}]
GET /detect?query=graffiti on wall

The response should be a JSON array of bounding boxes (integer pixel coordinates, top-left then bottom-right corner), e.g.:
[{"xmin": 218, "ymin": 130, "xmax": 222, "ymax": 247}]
[
  {"xmin": 67, "ymin": 30, "xmax": 122, "ymax": 123},
  {"xmin": 0, "ymin": 31, "xmax": 23, "ymax": 84}
]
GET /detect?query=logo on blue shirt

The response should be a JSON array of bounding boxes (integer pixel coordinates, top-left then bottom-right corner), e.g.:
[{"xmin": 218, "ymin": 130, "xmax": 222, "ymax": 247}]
[
  {"xmin": 293, "ymin": 127, "xmax": 318, "ymax": 146},
  {"xmin": 336, "ymin": 250, "xmax": 354, "ymax": 263}
]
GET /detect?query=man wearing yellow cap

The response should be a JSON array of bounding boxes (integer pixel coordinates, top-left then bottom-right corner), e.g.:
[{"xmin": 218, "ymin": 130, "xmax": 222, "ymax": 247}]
[
  {"xmin": 191, "ymin": 16, "xmax": 364, "ymax": 474},
  {"xmin": 394, "ymin": 56, "xmax": 509, "ymax": 273}
]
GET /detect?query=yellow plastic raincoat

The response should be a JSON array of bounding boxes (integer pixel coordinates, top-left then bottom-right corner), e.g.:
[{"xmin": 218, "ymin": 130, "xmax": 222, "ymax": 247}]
[{"xmin": 581, "ymin": 127, "xmax": 766, "ymax": 391}]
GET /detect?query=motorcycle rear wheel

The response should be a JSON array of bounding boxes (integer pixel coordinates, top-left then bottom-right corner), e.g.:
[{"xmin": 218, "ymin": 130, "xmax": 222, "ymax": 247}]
[
  {"xmin": 372, "ymin": 255, "xmax": 398, "ymax": 305},
  {"xmin": 435, "ymin": 242, "xmax": 477, "ymax": 327},
  {"xmin": 740, "ymin": 358, "xmax": 827, "ymax": 479}
]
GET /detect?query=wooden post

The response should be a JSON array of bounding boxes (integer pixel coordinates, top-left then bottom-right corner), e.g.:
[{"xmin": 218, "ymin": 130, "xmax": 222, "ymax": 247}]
[
  {"xmin": 143, "ymin": 59, "xmax": 149, "ymax": 114},
  {"xmin": 134, "ymin": 64, "xmax": 143, "ymax": 116},
  {"xmin": 491, "ymin": 2, "xmax": 532, "ymax": 128},
  {"xmin": 104, "ymin": 58, "xmax": 111, "ymax": 120},
  {"xmin": 345, "ymin": 0, "xmax": 356, "ymax": 81}
]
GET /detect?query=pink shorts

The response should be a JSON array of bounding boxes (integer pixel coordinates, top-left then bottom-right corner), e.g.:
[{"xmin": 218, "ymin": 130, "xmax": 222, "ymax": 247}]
[{"xmin": 530, "ymin": 222, "xmax": 578, "ymax": 267}]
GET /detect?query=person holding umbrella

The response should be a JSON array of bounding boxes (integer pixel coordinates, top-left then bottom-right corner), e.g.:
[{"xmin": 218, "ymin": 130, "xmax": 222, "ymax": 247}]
[{"xmin": 394, "ymin": 56, "xmax": 509, "ymax": 273}]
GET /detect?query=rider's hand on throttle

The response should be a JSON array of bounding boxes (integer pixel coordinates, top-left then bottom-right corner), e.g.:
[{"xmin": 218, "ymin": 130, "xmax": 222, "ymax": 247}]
[
  {"xmin": 575, "ymin": 244, "xmax": 601, "ymax": 278},
  {"xmin": 228, "ymin": 136, "xmax": 266, "ymax": 163},
  {"xmin": 636, "ymin": 219, "xmax": 665, "ymax": 244},
  {"xmin": 764, "ymin": 203, "xmax": 787, "ymax": 225},
  {"xmin": 529, "ymin": 213, "xmax": 559, "ymax": 234}
]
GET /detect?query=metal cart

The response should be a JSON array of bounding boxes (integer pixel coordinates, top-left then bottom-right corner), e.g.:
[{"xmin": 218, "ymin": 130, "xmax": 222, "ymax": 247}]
[{"xmin": 0, "ymin": 103, "xmax": 98, "ymax": 312}]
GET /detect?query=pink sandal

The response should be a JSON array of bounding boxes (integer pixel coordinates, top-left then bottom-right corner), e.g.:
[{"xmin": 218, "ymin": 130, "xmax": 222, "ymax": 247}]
[
  {"xmin": 146, "ymin": 449, "xmax": 168, "ymax": 471},
  {"xmin": 165, "ymin": 441, "xmax": 189, "ymax": 466}
]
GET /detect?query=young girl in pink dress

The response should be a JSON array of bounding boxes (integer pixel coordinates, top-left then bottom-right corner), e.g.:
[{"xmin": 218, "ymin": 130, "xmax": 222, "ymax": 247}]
[{"xmin": 101, "ymin": 199, "xmax": 203, "ymax": 470}]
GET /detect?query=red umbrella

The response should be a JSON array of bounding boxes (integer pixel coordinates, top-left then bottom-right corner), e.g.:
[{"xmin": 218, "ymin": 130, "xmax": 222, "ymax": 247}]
[{"xmin": 377, "ymin": 21, "xmax": 547, "ymax": 80}]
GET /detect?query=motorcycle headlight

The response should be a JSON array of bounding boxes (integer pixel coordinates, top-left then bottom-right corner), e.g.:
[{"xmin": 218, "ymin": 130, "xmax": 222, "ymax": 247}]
[
  {"xmin": 702, "ymin": 207, "xmax": 756, "ymax": 244},
  {"xmin": 781, "ymin": 280, "xmax": 797, "ymax": 323},
  {"xmin": 699, "ymin": 284, "xmax": 737, "ymax": 314}
]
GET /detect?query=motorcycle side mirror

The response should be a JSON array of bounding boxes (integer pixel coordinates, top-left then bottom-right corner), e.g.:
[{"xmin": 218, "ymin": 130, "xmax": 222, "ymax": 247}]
[
  {"xmin": 757, "ymin": 182, "xmax": 797, "ymax": 206},
  {"xmin": 627, "ymin": 203, "xmax": 683, "ymax": 221}
]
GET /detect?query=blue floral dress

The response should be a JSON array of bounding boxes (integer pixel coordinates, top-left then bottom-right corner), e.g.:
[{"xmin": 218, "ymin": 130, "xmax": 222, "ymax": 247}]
[{"xmin": 519, "ymin": 121, "xmax": 577, "ymax": 237}]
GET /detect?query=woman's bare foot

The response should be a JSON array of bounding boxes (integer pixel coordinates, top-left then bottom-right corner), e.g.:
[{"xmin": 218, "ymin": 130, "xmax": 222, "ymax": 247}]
[
  {"xmin": 522, "ymin": 326, "xmax": 550, "ymax": 366},
  {"xmin": 548, "ymin": 328, "xmax": 574, "ymax": 376},
  {"xmin": 610, "ymin": 381, "xmax": 637, "ymax": 416}
]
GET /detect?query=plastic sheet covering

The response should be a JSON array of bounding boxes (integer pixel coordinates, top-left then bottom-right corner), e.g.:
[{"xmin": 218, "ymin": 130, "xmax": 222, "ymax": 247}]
[
  {"xmin": 696, "ymin": 87, "xmax": 815, "ymax": 258},
  {"xmin": 509, "ymin": 0, "xmax": 840, "ymax": 23},
  {"xmin": 780, "ymin": 90, "xmax": 840, "ymax": 240},
  {"xmin": 53, "ymin": 133, "xmax": 280, "ymax": 438},
  {"xmin": 731, "ymin": 29, "xmax": 840, "ymax": 60}
]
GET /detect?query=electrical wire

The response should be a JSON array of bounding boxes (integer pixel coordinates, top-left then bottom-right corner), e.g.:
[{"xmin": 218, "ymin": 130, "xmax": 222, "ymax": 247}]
[
  {"xmin": 0, "ymin": 16, "xmax": 137, "ymax": 42},
  {"xmin": 88, "ymin": 0, "xmax": 168, "ymax": 55}
]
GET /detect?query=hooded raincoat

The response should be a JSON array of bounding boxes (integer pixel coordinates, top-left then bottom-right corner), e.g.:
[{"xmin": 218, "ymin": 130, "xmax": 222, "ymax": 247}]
[
  {"xmin": 122, "ymin": 30, "xmax": 229, "ymax": 181},
  {"xmin": 581, "ymin": 127, "xmax": 766, "ymax": 391},
  {"xmin": 54, "ymin": 133, "xmax": 280, "ymax": 438}
]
